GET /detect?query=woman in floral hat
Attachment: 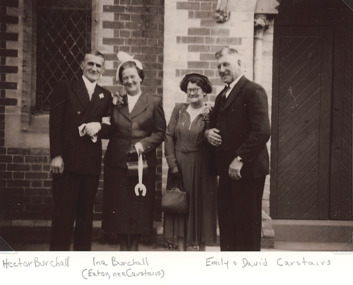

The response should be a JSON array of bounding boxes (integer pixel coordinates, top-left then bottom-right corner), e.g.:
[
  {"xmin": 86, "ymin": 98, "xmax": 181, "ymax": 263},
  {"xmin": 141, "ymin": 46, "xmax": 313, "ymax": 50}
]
[
  {"xmin": 101, "ymin": 52, "xmax": 166, "ymax": 251},
  {"xmin": 164, "ymin": 73, "xmax": 217, "ymax": 251}
]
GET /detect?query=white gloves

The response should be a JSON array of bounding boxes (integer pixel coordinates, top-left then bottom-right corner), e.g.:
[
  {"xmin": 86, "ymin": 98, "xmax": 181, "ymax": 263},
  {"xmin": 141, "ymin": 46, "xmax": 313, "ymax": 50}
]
[{"xmin": 78, "ymin": 122, "xmax": 101, "ymax": 142}]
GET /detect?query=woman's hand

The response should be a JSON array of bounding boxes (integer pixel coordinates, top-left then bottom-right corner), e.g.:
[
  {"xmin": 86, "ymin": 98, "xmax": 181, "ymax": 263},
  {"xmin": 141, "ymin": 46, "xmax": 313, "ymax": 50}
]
[{"xmin": 135, "ymin": 142, "xmax": 144, "ymax": 154}]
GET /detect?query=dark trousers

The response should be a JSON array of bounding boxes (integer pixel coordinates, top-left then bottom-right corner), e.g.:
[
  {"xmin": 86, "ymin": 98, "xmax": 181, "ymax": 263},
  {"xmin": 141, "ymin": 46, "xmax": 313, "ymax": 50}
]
[
  {"xmin": 50, "ymin": 172, "xmax": 99, "ymax": 251},
  {"xmin": 217, "ymin": 176, "xmax": 265, "ymax": 251}
]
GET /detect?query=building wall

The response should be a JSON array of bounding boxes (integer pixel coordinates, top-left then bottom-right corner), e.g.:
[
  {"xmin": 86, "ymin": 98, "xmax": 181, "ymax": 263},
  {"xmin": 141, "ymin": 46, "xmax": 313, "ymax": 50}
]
[
  {"xmin": 1, "ymin": 0, "xmax": 276, "ymax": 244},
  {"xmin": 0, "ymin": 0, "xmax": 165, "ymax": 227}
]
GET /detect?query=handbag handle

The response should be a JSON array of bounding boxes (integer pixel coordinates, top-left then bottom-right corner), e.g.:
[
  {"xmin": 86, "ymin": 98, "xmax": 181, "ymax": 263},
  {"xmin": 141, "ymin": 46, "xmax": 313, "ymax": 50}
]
[{"xmin": 134, "ymin": 152, "xmax": 147, "ymax": 196}]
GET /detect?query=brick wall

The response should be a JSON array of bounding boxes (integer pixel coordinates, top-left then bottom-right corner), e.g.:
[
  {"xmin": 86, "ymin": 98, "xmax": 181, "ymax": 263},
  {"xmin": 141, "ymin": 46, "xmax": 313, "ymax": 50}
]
[
  {"xmin": 0, "ymin": 1, "xmax": 19, "ymax": 147},
  {"xmin": 96, "ymin": 0, "xmax": 165, "ymax": 221},
  {"xmin": 163, "ymin": 0, "xmax": 256, "ymax": 183},
  {"xmin": 1, "ymin": 0, "xmax": 165, "ymax": 226}
]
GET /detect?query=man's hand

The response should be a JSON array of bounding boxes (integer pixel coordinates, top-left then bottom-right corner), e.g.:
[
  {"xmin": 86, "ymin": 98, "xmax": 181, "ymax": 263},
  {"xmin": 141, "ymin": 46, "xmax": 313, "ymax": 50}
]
[
  {"xmin": 50, "ymin": 155, "xmax": 64, "ymax": 174},
  {"xmin": 228, "ymin": 157, "xmax": 243, "ymax": 180},
  {"xmin": 85, "ymin": 122, "xmax": 101, "ymax": 137},
  {"xmin": 205, "ymin": 128, "xmax": 222, "ymax": 146}
]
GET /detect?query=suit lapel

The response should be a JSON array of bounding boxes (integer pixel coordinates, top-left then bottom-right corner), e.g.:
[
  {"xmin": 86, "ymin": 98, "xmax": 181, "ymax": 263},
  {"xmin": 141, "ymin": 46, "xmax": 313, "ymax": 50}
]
[
  {"xmin": 130, "ymin": 93, "xmax": 148, "ymax": 119},
  {"xmin": 117, "ymin": 95, "xmax": 130, "ymax": 121},
  {"xmin": 80, "ymin": 85, "xmax": 105, "ymax": 122},
  {"xmin": 71, "ymin": 78, "xmax": 90, "ymax": 110},
  {"xmin": 222, "ymin": 76, "xmax": 246, "ymax": 111}
]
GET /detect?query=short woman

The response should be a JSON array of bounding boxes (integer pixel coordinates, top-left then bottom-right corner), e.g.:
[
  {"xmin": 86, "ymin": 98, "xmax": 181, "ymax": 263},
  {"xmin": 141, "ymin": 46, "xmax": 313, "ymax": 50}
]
[{"xmin": 164, "ymin": 73, "xmax": 217, "ymax": 251}]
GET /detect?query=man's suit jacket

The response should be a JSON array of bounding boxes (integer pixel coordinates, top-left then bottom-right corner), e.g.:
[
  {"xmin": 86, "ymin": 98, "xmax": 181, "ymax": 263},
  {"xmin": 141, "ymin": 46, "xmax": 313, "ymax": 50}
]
[
  {"xmin": 210, "ymin": 76, "xmax": 271, "ymax": 179},
  {"xmin": 103, "ymin": 93, "xmax": 166, "ymax": 168},
  {"xmin": 49, "ymin": 78, "xmax": 112, "ymax": 175}
]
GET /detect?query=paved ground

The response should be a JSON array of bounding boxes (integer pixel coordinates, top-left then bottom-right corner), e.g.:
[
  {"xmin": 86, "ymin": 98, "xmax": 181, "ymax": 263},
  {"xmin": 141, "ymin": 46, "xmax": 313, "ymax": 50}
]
[{"xmin": 3, "ymin": 239, "xmax": 353, "ymax": 252}]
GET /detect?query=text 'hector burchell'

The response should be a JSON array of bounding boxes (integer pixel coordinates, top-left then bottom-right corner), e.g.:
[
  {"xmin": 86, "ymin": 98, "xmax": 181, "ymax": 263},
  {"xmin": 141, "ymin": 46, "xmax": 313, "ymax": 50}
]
[{"xmin": 2, "ymin": 256, "xmax": 70, "ymax": 269}]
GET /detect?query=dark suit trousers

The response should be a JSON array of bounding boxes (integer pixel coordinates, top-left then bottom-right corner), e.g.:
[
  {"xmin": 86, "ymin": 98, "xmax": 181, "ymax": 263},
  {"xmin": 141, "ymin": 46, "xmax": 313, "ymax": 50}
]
[
  {"xmin": 50, "ymin": 172, "xmax": 99, "ymax": 251},
  {"xmin": 217, "ymin": 176, "xmax": 265, "ymax": 251}
]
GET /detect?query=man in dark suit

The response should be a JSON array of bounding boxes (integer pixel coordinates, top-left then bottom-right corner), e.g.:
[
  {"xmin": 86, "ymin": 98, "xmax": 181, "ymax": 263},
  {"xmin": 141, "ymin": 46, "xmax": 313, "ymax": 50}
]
[
  {"xmin": 206, "ymin": 47, "xmax": 270, "ymax": 251},
  {"xmin": 49, "ymin": 51, "xmax": 112, "ymax": 250}
]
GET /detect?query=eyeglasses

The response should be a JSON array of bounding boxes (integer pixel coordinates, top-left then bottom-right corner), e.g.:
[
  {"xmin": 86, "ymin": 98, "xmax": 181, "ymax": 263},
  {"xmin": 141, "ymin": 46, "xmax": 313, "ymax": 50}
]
[{"xmin": 186, "ymin": 88, "xmax": 201, "ymax": 93}]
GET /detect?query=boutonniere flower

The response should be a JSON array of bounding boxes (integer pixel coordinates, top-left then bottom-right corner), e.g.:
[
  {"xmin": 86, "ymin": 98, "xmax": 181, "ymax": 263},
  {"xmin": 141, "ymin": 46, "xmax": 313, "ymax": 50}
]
[
  {"xmin": 99, "ymin": 93, "xmax": 104, "ymax": 99},
  {"xmin": 112, "ymin": 92, "xmax": 125, "ymax": 108},
  {"xmin": 200, "ymin": 103, "xmax": 214, "ymax": 128}
]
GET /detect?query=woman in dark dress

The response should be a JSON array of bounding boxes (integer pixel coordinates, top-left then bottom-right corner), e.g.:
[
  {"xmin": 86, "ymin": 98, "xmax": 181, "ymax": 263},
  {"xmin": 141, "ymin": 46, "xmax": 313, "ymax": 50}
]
[
  {"xmin": 102, "ymin": 52, "xmax": 166, "ymax": 251},
  {"xmin": 164, "ymin": 73, "xmax": 217, "ymax": 251}
]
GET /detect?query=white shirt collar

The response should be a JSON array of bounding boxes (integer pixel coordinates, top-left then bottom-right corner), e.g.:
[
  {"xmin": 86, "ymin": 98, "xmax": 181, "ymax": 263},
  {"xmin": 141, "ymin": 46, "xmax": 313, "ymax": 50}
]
[
  {"xmin": 225, "ymin": 74, "xmax": 244, "ymax": 98},
  {"xmin": 127, "ymin": 92, "xmax": 142, "ymax": 113},
  {"xmin": 82, "ymin": 75, "xmax": 97, "ymax": 98}
]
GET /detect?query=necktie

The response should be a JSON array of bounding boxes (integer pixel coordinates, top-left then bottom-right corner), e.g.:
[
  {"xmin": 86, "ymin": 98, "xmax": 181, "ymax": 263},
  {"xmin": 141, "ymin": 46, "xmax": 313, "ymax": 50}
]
[{"xmin": 220, "ymin": 84, "xmax": 230, "ymax": 109}]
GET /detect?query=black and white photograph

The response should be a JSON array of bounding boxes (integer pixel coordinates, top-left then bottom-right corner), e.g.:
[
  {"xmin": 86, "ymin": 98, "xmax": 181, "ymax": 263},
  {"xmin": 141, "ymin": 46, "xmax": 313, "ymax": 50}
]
[{"xmin": 0, "ymin": 0, "xmax": 352, "ymax": 283}]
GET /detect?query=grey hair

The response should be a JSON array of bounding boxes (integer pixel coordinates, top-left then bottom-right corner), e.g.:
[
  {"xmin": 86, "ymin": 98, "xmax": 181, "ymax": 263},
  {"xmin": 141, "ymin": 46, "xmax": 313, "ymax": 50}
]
[{"xmin": 215, "ymin": 47, "xmax": 240, "ymax": 59}]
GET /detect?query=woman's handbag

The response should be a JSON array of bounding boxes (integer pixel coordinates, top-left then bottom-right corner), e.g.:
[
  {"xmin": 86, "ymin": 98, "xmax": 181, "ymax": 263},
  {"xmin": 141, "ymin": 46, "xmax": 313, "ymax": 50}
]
[{"xmin": 161, "ymin": 188, "xmax": 188, "ymax": 214}]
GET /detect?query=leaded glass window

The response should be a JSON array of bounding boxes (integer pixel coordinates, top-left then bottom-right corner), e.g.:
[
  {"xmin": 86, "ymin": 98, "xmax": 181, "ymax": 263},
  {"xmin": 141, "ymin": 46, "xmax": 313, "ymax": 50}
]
[{"xmin": 35, "ymin": 0, "xmax": 92, "ymax": 113}]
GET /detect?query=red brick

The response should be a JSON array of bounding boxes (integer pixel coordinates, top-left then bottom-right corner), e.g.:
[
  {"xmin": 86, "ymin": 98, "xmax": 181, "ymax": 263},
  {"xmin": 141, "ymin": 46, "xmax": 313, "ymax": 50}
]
[
  {"xmin": 200, "ymin": 19, "xmax": 217, "ymax": 27},
  {"xmin": 131, "ymin": 0, "xmax": 162, "ymax": 6},
  {"xmin": 118, "ymin": 14, "xmax": 130, "ymax": 21},
  {"xmin": 25, "ymin": 156, "xmax": 48, "ymax": 163},
  {"xmin": 103, "ymin": 5, "xmax": 125, "ymax": 13},
  {"xmin": 188, "ymin": 61, "xmax": 209, "ymax": 69},
  {"xmin": 125, "ymin": 22, "xmax": 143, "ymax": 29},
  {"xmin": 216, "ymin": 37, "xmax": 241, "ymax": 45},
  {"xmin": 13, "ymin": 156, "xmax": 24, "ymax": 163},
  {"xmin": 188, "ymin": 27, "xmax": 210, "ymax": 36},
  {"xmin": 7, "ymin": 148, "xmax": 30, "ymax": 155},
  {"xmin": 201, "ymin": 3, "xmax": 212, "ymax": 10},
  {"xmin": 131, "ymin": 38, "xmax": 146, "ymax": 46},
  {"xmin": 25, "ymin": 172, "xmax": 48, "ymax": 179},
  {"xmin": 30, "ymin": 148, "xmax": 50, "ymax": 155},
  {"xmin": 176, "ymin": 2, "xmax": 200, "ymax": 10},
  {"xmin": 195, "ymin": 11, "xmax": 213, "ymax": 19},
  {"xmin": 103, "ymin": 38, "xmax": 125, "ymax": 45},
  {"xmin": 13, "ymin": 172, "xmax": 24, "ymax": 179},
  {"xmin": 211, "ymin": 29, "xmax": 230, "ymax": 37},
  {"xmin": 120, "ymin": 30, "xmax": 131, "ymax": 38},
  {"xmin": 181, "ymin": 36, "xmax": 204, "ymax": 44},
  {"xmin": 0, "ymin": 155, "xmax": 12, "ymax": 162},
  {"xmin": 0, "ymin": 171, "xmax": 11, "ymax": 179},
  {"xmin": 43, "ymin": 180, "xmax": 52, "ymax": 188},
  {"xmin": 200, "ymin": 53, "xmax": 216, "ymax": 61},
  {"xmin": 31, "ymin": 180, "xmax": 43, "ymax": 188},
  {"xmin": 188, "ymin": 45, "xmax": 210, "ymax": 53},
  {"xmin": 205, "ymin": 37, "xmax": 216, "ymax": 44},
  {"xmin": 103, "ymin": 21, "xmax": 125, "ymax": 29},
  {"xmin": 204, "ymin": 70, "xmax": 215, "ymax": 77},
  {"xmin": 7, "ymin": 164, "xmax": 30, "ymax": 171},
  {"xmin": 180, "ymin": 69, "xmax": 203, "ymax": 76},
  {"xmin": 7, "ymin": 180, "xmax": 30, "ymax": 187}
]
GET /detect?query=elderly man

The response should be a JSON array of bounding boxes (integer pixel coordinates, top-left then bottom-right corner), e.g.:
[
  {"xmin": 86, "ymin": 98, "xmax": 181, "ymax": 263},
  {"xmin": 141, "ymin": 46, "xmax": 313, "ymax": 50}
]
[
  {"xmin": 206, "ymin": 47, "xmax": 270, "ymax": 251},
  {"xmin": 49, "ymin": 51, "xmax": 111, "ymax": 251}
]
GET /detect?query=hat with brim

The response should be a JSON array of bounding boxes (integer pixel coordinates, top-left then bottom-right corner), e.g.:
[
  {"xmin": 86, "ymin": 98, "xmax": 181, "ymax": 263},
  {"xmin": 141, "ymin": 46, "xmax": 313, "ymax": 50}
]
[
  {"xmin": 116, "ymin": 51, "xmax": 143, "ymax": 81},
  {"xmin": 180, "ymin": 73, "xmax": 212, "ymax": 94}
]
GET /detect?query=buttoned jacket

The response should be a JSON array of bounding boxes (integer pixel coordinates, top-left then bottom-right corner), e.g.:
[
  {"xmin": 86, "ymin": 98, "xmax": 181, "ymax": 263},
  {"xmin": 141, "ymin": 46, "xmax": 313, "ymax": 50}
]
[
  {"xmin": 209, "ymin": 76, "xmax": 271, "ymax": 178},
  {"xmin": 49, "ymin": 78, "xmax": 112, "ymax": 175},
  {"xmin": 103, "ymin": 93, "xmax": 166, "ymax": 168}
]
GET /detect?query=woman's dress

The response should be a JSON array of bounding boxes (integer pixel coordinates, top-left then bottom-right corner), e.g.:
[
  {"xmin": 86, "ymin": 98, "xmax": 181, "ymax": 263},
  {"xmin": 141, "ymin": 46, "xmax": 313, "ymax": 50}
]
[
  {"xmin": 164, "ymin": 103, "xmax": 217, "ymax": 246},
  {"xmin": 101, "ymin": 93, "xmax": 166, "ymax": 236}
]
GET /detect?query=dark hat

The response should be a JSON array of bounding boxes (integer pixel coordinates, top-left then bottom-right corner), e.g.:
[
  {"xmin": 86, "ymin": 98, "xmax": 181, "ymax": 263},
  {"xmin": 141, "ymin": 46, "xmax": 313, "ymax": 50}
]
[{"xmin": 180, "ymin": 73, "xmax": 212, "ymax": 94}]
